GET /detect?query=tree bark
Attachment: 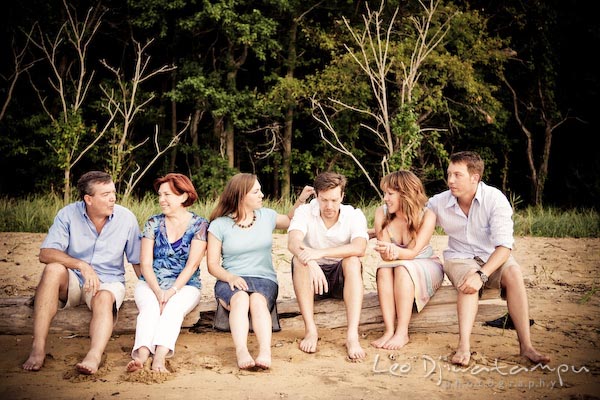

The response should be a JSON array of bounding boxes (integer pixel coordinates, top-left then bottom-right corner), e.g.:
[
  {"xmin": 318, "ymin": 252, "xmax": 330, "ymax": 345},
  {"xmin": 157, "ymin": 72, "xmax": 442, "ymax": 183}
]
[{"xmin": 0, "ymin": 287, "xmax": 505, "ymax": 335}]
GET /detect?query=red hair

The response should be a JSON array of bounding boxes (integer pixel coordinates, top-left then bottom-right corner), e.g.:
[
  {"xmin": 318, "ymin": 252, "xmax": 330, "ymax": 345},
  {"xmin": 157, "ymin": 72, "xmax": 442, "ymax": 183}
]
[{"xmin": 153, "ymin": 173, "xmax": 198, "ymax": 207}]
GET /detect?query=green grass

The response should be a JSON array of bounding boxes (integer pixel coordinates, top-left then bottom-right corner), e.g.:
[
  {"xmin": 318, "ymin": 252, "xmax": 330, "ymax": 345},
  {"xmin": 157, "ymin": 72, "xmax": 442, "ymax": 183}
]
[{"xmin": 0, "ymin": 194, "xmax": 598, "ymax": 237}]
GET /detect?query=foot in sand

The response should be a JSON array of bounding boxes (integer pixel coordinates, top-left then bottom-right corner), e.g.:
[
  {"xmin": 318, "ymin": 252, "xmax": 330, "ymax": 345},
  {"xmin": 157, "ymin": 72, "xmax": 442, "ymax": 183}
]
[
  {"xmin": 346, "ymin": 338, "xmax": 366, "ymax": 362},
  {"xmin": 382, "ymin": 333, "xmax": 409, "ymax": 350},
  {"xmin": 236, "ymin": 348, "xmax": 256, "ymax": 370},
  {"xmin": 370, "ymin": 331, "xmax": 394, "ymax": 349},
  {"xmin": 255, "ymin": 351, "xmax": 272, "ymax": 370},
  {"xmin": 451, "ymin": 348, "xmax": 471, "ymax": 366},
  {"xmin": 76, "ymin": 353, "xmax": 104, "ymax": 375},
  {"xmin": 521, "ymin": 347, "xmax": 551, "ymax": 364},
  {"xmin": 22, "ymin": 348, "xmax": 45, "ymax": 371},
  {"xmin": 299, "ymin": 331, "xmax": 319, "ymax": 354},
  {"xmin": 151, "ymin": 356, "xmax": 170, "ymax": 373},
  {"xmin": 126, "ymin": 359, "xmax": 144, "ymax": 372}
]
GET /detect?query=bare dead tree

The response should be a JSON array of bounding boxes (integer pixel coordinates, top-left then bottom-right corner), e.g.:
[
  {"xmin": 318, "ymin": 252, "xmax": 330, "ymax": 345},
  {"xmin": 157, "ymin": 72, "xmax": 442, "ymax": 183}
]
[
  {"xmin": 26, "ymin": 0, "xmax": 108, "ymax": 202},
  {"xmin": 0, "ymin": 26, "xmax": 40, "ymax": 121},
  {"xmin": 312, "ymin": 0, "xmax": 454, "ymax": 197},
  {"xmin": 122, "ymin": 119, "xmax": 190, "ymax": 199},
  {"xmin": 100, "ymin": 38, "xmax": 176, "ymax": 192},
  {"xmin": 503, "ymin": 75, "xmax": 571, "ymax": 206}
]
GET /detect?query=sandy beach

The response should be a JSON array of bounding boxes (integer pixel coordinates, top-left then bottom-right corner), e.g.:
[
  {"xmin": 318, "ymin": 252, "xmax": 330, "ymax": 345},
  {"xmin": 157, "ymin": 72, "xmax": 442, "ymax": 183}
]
[{"xmin": 0, "ymin": 232, "xmax": 599, "ymax": 399}]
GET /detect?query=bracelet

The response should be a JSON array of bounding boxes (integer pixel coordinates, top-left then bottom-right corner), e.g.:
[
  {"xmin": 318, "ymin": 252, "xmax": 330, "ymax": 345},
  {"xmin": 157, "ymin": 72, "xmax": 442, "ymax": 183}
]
[{"xmin": 171, "ymin": 286, "xmax": 179, "ymax": 294}]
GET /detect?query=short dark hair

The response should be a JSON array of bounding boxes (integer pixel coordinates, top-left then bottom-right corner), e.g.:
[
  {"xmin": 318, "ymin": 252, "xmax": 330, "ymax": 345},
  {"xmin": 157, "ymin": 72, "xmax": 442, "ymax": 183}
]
[
  {"xmin": 313, "ymin": 172, "xmax": 347, "ymax": 195},
  {"xmin": 77, "ymin": 171, "xmax": 113, "ymax": 201},
  {"xmin": 450, "ymin": 151, "xmax": 484, "ymax": 179},
  {"xmin": 153, "ymin": 173, "xmax": 198, "ymax": 207}
]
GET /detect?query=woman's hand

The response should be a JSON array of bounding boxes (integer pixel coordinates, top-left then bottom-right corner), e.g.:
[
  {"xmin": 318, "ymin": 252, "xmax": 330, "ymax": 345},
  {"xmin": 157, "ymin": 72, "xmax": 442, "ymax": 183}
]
[
  {"xmin": 227, "ymin": 275, "xmax": 248, "ymax": 291},
  {"xmin": 374, "ymin": 240, "xmax": 398, "ymax": 261}
]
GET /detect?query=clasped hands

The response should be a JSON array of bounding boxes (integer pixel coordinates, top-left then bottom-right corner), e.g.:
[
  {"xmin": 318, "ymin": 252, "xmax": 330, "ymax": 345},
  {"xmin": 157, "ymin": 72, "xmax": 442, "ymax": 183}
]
[{"xmin": 374, "ymin": 240, "xmax": 399, "ymax": 261}]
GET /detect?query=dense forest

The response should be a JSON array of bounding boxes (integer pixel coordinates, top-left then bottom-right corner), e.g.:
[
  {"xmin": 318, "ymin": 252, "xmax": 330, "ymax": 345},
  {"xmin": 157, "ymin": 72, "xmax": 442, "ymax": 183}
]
[{"xmin": 1, "ymin": 0, "xmax": 597, "ymax": 208}]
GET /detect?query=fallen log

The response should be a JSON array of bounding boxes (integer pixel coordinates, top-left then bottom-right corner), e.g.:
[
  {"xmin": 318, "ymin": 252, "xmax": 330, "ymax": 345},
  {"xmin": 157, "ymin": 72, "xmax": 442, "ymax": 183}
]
[{"xmin": 0, "ymin": 285, "xmax": 505, "ymax": 335}]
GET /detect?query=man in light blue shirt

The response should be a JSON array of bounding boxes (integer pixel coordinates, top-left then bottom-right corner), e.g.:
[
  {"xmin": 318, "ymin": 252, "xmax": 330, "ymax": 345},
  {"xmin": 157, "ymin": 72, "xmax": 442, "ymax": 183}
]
[
  {"xmin": 427, "ymin": 151, "xmax": 550, "ymax": 366},
  {"xmin": 22, "ymin": 171, "xmax": 141, "ymax": 374}
]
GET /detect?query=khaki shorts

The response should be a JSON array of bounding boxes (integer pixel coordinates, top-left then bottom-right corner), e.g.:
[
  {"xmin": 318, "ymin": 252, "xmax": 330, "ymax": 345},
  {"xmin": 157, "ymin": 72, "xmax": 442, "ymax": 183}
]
[
  {"xmin": 444, "ymin": 255, "xmax": 519, "ymax": 294},
  {"xmin": 61, "ymin": 269, "xmax": 126, "ymax": 320}
]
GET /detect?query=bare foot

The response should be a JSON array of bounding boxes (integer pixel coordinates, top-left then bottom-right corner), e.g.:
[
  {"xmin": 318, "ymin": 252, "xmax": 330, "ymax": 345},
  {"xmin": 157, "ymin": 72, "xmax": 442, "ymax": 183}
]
[
  {"xmin": 346, "ymin": 338, "xmax": 366, "ymax": 362},
  {"xmin": 126, "ymin": 359, "xmax": 144, "ymax": 372},
  {"xmin": 236, "ymin": 348, "xmax": 256, "ymax": 370},
  {"xmin": 371, "ymin": 331, "xmax": 393, "ymax": 348},
  {"xmin": 76, "ymin": 353, "xmax": 104, "ymax": 375},
  {"xmin": 255, "ymin": 352, "xmax": 272, "ymax": 370},
  {"xmin": 451, "ymin": 348, "xmax": 471, "ymax": 366},
  {"xmin": 299, "ymin": 331, "xmax": 319, "ymax": 354},
  {"xmin": 151, "ymin": 356, "xmax": 170, "ymax": 373},
  {"xmin": 521, "ymin": 347, "xmax": 551, "ymax": 364},
  {"xmin": 382, "ymin": 333, "xmax": 409, "ymax": 350},
  {"xmin": 22, "ymin": 348, "xmax": 45, "ymax": 371}
]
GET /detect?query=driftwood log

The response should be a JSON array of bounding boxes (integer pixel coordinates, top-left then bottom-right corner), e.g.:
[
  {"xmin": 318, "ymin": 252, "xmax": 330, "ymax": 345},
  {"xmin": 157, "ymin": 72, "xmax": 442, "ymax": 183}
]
[{"xmin": 0, "ymin": 286, "xmax": 506, "ymax": 335}]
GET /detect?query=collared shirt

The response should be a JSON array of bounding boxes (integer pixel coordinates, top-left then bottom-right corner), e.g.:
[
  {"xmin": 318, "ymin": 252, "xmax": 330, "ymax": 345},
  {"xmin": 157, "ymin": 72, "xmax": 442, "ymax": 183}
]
[
  {"xmin": 426, "ymin": 181, "xmax": 514, "ymax": 262},
  {"xmin": 41, "ymin": 201, "xmax": 141, "ymax": 285},
  {"xmin": 288, "ymin": 198, "xmax": 369, "ymax": 263}
]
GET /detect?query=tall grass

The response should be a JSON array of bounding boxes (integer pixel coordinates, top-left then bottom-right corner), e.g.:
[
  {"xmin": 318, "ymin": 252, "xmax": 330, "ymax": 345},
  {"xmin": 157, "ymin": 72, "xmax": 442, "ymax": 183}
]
[{"xmin": 0, "ymin": 194, "xmax": 598, "ymax": 237}]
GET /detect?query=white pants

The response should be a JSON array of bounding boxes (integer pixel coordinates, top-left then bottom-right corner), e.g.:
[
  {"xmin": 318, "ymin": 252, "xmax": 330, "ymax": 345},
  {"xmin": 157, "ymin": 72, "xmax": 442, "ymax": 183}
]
[{"xmin": 131, "ymin": 280, "xmax": 201, "ymax": 358}]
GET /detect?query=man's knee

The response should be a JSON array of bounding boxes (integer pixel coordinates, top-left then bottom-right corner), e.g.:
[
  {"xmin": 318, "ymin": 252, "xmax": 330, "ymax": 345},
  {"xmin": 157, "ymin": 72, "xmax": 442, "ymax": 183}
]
[
  {"xmin": 501, "ymin": 264, "xmax": 524, "ymax": 289},
  {"xmin": 341, "ymin": 257, "xmax": 362, "ymax": 277},
  {"xmin": 90, "ymin": 290, "xmax": 115, "ymax": 311}
]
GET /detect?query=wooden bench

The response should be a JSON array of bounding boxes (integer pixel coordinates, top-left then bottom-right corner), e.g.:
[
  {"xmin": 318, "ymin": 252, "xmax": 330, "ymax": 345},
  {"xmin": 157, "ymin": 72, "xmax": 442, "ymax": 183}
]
[{"xmin": 0, "ymin": 286, "xmax": 506, "ymax": 335}]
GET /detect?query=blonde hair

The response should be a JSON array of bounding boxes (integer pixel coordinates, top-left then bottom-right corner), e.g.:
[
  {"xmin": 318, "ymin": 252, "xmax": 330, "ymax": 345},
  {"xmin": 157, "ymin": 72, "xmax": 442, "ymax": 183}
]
[{"xmin": 380, "ymin": 170, "xmax": 428, "ymax": 240}]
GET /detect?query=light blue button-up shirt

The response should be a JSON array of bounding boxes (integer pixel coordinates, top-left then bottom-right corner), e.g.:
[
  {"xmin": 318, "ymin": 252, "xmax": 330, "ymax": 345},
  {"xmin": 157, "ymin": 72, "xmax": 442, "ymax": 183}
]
[
  {"xmin": 41, "ymin": 201, "xmax": 141, "ymax": 285},
  {"xmin": 426, "ymin": 182, "xmax": 514, "ymax": 262}
]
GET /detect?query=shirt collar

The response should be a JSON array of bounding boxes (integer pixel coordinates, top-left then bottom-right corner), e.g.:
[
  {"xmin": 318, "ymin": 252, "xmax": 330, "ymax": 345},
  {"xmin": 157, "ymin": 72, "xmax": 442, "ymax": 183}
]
[{"xmin": 444, "ymin": 182, "xmax": 484, "ymax": 209}]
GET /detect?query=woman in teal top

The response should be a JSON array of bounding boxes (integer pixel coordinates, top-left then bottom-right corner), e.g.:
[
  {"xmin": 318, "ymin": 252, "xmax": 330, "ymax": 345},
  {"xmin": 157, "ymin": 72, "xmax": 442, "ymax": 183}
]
[{"xmin": 207, "ymin": 173, "xmax": 313, "ymax": 370}]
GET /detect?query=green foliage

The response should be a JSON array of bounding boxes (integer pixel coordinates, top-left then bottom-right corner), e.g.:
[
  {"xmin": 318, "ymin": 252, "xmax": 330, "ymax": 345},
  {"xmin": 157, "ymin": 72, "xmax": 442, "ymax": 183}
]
[
  {"xmin": 513, "ymin": 207, "xmax": 600, "ymax": 238},
  {"xmin": 2, "ymin": 195, "xmax": 597, "ymax": 238}
]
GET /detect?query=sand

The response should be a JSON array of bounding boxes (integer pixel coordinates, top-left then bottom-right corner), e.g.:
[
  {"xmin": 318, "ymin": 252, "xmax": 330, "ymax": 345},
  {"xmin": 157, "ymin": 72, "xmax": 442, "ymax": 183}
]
[{"xmin": 0, "ymin": 232, "xmax": 599, "ymax": 399}]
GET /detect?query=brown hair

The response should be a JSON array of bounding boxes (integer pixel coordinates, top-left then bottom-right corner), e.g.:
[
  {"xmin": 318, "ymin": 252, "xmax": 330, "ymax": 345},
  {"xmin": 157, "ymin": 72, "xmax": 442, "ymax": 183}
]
[
  {"xmin": 209, "ymin": 173, "xmax": 257, "ymax": 222},
  {"xmin": 77, "ymin": 171, "xmax": 113, "ymax": 201},
  {"xmin": 450, "ymin": 151, "xmax": 484, "ymax": 180},
  {"xmin": 154, "ymin": 173, "xmax": 198, "ymax": 207},
  {"xmin": 313, "ymin": 172, "xmax": 347, "ymax": 195},
  {"xmin": 380, "ymin": 170, "xmax": 428, "ymax": 240}
]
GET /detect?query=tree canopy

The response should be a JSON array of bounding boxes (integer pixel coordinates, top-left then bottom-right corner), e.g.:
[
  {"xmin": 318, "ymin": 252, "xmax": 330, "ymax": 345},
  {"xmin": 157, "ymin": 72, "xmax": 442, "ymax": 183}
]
[{"xmin": 0, "ymin": 0, "xmax": 597, "ymax": 208}]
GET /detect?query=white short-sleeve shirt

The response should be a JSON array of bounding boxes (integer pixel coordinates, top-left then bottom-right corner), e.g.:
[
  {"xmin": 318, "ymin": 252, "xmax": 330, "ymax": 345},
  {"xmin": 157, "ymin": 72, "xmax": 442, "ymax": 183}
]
[{"xmin": 288, "ymin": 199, "xmax": 369, "ymax": 263}]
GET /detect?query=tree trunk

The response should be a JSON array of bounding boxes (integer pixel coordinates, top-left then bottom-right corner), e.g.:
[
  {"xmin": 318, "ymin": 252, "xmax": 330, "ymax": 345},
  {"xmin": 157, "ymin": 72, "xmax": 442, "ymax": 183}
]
[
  {"xmin": 190, "ymin": 108, "xmax": 202, "ymax": 170},
  {"xmin": 281, "ymin": 19, "xmax": 299, "ymax": 199},
  {"xmin": 0, "ymin": 287, "xmax": 505, "ymax": 335}
]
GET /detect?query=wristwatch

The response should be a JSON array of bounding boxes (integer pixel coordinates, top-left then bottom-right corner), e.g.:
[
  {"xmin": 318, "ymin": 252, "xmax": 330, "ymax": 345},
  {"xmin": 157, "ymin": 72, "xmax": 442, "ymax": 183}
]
[{"xmin": 476, "ymin": 270, "xmax": 488, "ymax": 284}]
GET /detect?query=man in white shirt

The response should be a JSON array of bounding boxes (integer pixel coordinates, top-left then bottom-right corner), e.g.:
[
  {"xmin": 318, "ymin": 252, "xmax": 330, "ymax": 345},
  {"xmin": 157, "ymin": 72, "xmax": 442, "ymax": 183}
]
[
  {"xmin": 288, "ymin": 172, "xmax": 369, "ymax": 361},
  {"xmin": 427, "ymin": 151, "xmax": 550, "ymax": 366}
]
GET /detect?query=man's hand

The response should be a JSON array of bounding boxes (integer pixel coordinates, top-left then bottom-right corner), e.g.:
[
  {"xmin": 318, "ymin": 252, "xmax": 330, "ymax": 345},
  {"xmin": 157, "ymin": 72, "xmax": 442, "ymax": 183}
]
[
  {"xmin": 298, "ymin": 245, "xmax": 323, "ymax": 265},
  {"xmin": 79, "ymin": 262, "xmax": 100, "ymax": 296},
  {"xmin": 307, "ymin": 260, "xmax": 328, "ymax": 295},
  {"xmin": 457, "ymin": 269, "xmax": 483, "ymax": 294}
]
